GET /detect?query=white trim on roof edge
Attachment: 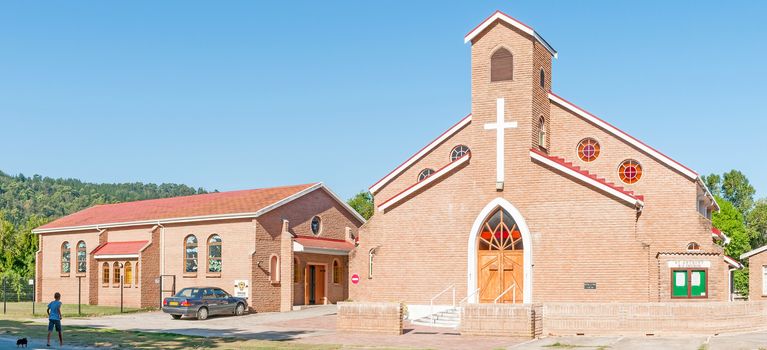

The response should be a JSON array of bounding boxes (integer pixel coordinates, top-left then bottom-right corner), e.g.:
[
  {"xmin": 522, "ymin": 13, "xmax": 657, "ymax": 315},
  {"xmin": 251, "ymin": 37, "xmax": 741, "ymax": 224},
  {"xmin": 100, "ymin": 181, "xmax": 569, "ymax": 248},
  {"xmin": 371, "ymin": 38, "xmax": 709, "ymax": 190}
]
[
  {"xmin": 741, "ymin": 245, "xmax": 767, "ymax": 260},
  {"xmin": 464, "ymin": 11, "xmax": 557, "ymax": 58},
  {"xmin": 378, "ymin": 155, "xmax": 470, "ymax": 212},
  {"xmin": 32, "ymin": 183, "xmax": 365, "ymax": 234},
  {"xmin": 723, "ymin": 255, "xmax": 742, "ymax": 269},
  {"xmin": 292, "ymin": 241, "xmax": 349, "ymax": 256},
  {"xmin": 530, "ymin": 151, "xmax": 644, "ymax": 208},
  {"xmin": 369, "ymin": 114, "xmax": 472, "ymax": 194},
  {"xmin": 549, "ymin": 92, "xmax": 699, "ymax": 180}
]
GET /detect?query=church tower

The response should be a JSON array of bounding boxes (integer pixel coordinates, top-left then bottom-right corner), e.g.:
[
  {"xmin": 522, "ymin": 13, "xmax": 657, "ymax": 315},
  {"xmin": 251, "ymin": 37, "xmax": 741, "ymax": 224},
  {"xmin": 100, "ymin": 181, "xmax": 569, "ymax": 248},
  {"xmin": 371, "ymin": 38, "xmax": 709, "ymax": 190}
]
[{"xmin": 465, "ymin": 11, "xmax": 556, "ymax": 190}]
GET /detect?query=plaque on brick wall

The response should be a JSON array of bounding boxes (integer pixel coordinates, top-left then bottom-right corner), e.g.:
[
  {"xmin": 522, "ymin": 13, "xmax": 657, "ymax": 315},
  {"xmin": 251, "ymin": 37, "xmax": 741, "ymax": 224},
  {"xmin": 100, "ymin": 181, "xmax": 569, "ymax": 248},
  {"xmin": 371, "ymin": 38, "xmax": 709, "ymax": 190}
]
[{"xmin": 584, "ymin": 282, "xmax": 597, "ymax": 289}]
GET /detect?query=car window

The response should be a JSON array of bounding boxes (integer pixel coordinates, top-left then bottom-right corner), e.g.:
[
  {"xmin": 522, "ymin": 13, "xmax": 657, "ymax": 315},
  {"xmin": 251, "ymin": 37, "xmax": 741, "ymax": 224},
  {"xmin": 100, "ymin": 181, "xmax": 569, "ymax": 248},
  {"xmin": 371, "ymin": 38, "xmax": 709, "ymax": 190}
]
[
  {"xmin": 175, "ymin": 288, "xmax": 200, "ymax": 298},
  {"xmin": 201, "ymin": 288, "xmax": 217, "ymax": 299},
  {"xmin": 214, "ymin": 289, "xmax": 228, "ymax": 298}
]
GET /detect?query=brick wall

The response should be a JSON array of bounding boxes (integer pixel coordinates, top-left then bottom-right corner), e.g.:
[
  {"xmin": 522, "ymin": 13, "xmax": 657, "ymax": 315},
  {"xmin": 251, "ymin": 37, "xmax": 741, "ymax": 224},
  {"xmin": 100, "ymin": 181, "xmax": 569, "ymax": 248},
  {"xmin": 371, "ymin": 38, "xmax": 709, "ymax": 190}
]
[
  {"xmin": 38, "ymin": 230, "xmax": 100, "ymax": 305},
  {"xmin": 337, "ymin": 302, "xmax": 403, "ymax": 335},
  {"xmin": 541, "ymin": 301, "xmax": 767, "ymax": 336},
  {"xmin": 460, "ymin": 303, "xmax": 541, "ymax": 337},
  {"xmin": 749, "ymin": 252, "xmax": 767, "ymax": 300}
]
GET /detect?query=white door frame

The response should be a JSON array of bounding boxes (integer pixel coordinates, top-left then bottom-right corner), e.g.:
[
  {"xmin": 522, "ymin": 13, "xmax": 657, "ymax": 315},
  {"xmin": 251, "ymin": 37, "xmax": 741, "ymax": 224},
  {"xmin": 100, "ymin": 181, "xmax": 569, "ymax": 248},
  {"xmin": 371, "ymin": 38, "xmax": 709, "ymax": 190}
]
[{"xmin": 466, "ymin": 197, "xmax": 533, "ymax": 303}]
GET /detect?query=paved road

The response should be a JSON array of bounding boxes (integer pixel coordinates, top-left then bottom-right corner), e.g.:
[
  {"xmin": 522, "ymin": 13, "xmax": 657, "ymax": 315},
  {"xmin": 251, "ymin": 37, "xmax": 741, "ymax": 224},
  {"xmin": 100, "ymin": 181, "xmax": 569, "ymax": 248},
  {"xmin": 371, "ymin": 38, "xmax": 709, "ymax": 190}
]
[
  {"xmin": 0, "ymin": 336, "xmax": 90, "ymax": 350},
  {"xmin": 510, "ymin": 332, "xmax": 767, "ymax": 350},
  {"xmin": 30, "ymin": 307, "xmax": 767, "ymax": 349},
  {"xmin": 44, "ymin": 305, "xmax": 338, "ymax": 341}
]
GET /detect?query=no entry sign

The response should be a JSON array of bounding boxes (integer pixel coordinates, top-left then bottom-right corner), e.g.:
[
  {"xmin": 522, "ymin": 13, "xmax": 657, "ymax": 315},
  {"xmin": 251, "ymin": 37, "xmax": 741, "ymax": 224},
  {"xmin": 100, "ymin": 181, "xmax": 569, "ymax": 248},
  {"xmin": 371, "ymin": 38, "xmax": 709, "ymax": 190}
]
[{"xmin": 351, "ymin": 274, "xmax": 360, "ymax": 285}]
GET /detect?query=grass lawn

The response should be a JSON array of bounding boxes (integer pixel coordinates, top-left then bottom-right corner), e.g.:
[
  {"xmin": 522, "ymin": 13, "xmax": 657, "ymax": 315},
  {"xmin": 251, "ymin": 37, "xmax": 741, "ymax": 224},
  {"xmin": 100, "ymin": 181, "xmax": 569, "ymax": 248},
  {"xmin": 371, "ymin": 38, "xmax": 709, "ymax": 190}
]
[
  {"xmin": 0, "ymin": 301, "xmax": 146, "ymax": 319},
  {"xmin": 0, "ymin": 319, "xmax": 345, "ymax": 349}
]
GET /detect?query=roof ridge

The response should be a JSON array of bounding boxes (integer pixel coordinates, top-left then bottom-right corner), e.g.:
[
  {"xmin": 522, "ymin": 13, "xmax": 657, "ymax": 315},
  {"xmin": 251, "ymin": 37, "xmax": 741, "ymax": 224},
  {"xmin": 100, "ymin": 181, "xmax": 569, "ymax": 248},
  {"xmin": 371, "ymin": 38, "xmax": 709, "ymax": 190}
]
[{"xmin": 87, "ymin": 183, "xmax": 320, "ymax": 208}]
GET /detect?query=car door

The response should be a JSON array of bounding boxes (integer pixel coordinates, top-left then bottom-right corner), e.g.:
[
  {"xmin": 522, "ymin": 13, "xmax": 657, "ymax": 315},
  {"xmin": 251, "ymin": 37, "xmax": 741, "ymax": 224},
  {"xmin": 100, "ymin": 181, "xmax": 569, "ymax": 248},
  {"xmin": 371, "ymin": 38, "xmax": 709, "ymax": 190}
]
[
  {"xmin": 201, "ymin": 288, "xmax": 220, "ymax": 315},
  {"xmin": 214, "ymin": 288, "xmax": 232, "ymax": 314}
]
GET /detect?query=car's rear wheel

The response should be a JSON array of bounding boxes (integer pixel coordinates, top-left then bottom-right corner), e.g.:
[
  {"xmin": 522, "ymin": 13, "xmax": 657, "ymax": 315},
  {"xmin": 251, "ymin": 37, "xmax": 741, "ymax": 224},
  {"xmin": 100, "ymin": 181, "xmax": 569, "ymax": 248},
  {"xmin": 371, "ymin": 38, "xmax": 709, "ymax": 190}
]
[
  {"xmin": 197, "ymin": 307, "xmax": 209, "ymax": 320},
  {"xmin": 171, "ymin": 314, "xmax": 182, "ymax": 320},
  {"xmin": 235, "ymin": 303, "xmax": 245, "ymax": 316}
]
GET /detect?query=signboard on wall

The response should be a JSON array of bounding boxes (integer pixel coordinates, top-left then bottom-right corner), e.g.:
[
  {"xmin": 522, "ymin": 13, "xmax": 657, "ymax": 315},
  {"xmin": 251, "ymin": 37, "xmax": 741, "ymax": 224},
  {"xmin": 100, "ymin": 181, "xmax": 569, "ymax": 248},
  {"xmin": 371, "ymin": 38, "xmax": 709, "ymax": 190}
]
[
  {"xmin": 233, "ymin": 280, "xmax": 249, "ymax": 298},
  {"xmin": 667, "ymin": 260, "xmax": 711, "ymax": 268}
]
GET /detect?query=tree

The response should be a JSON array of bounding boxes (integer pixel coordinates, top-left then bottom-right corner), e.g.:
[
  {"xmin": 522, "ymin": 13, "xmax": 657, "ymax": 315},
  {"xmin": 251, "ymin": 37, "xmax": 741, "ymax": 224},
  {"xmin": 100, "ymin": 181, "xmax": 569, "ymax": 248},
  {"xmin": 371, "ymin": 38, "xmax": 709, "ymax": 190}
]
[
  {"xmin": 702, "ymin": 174, "xmax": 722, "ymax": 197},
  {"xmin": 712, "ymin": 196, "xmax": 751, "ymax": 295},
  {"xmin": 748, "ymin": 199, "xmax": 767, "ymax": 248},
  {"xmin": 347, "ymin": 191, "xmax": 374, "ymax": 220},
  {"xmin": 721, "ymin": 170, "xmax": 756, "ymax": 216}
]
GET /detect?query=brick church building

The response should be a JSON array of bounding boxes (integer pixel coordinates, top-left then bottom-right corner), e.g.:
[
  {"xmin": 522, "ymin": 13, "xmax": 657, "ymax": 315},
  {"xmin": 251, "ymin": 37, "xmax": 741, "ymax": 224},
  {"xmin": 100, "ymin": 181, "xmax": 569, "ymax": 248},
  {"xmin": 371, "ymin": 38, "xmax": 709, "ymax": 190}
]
[
  {"xmin": 349, "ymin": 11, "xmax": 740, "ymax": 306},
  {"xmin": 34, "ymin": 183, "xmax": 365, "ymax": 311}
]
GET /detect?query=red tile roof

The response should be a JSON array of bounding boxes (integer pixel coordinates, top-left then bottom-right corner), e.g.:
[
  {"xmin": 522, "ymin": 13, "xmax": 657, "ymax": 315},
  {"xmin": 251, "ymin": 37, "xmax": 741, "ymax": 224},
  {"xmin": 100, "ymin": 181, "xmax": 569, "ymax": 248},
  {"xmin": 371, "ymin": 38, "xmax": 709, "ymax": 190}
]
[
  {"xmin": 531, "ymin": 148, "xmax": 645, "ymax": 202},
  {"xmin": 92, "ymin": 241, "xmax": 149, "ymax": 256},
  {"xmin": 36, "ymin": 183, "xmax": 319, "ymax": 231},
  {"xmin": 294, "ymin": 236, "xmax": 354, "ymax": 252}
]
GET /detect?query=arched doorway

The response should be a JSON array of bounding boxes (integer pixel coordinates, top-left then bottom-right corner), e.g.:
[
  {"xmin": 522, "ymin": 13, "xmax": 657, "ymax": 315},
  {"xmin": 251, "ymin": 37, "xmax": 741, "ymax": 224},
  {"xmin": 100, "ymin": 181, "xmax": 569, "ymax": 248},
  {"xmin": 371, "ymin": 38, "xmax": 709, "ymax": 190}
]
[
  {"xmin": 467, "ymin": 198, "xmax": 532, "ymax": 304},
  {"xmin": 477, "ymin": 207, "xmax": 523, "ymax": 303}
]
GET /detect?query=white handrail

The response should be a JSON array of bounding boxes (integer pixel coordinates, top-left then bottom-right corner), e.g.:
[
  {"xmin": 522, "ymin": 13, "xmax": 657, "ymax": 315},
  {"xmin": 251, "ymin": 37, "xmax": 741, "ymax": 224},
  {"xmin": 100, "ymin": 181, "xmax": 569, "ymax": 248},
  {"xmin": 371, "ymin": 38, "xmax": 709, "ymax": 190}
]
[
  {"xmin": 459, "ymin": 287, "xmax": 481, "ymax": 305},
  {"xmin": 429, "ymin": 284, "xmax": 455, "ymax": 323},
  {"xmin": 494, "ymin": 283, "xmax": 517, "ymax": 304}
]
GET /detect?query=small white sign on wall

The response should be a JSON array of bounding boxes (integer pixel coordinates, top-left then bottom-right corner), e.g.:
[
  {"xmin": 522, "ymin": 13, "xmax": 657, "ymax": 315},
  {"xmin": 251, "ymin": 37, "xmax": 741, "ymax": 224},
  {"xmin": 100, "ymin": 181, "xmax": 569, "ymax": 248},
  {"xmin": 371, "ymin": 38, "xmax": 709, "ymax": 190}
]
[
  {"xmin": 233, "ymin": 280, "xmax": 249, "ymax": 299},
  {"xmin": 667, "ymin": 260, "xmax": 711, "ymax": 268}
]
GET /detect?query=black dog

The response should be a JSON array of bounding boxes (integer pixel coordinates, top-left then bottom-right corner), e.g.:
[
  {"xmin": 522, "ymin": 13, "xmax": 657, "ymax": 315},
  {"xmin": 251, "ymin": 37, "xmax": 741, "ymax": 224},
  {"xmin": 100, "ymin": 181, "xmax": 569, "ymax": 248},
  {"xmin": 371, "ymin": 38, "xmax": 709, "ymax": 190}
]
[{"xmin": 16, "ymin": 338, "xmax": 27, "ymax": 348}]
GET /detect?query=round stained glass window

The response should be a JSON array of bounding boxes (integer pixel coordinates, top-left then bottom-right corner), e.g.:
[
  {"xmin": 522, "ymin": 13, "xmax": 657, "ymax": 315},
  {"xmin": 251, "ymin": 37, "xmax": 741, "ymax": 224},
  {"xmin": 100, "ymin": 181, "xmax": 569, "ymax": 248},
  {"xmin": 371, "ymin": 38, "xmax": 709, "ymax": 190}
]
[
  {"xmin": 417, "ymin": 168, "xmax": 435, "ymax": 182},
  {"xmin": 618, "ymin": 159, "xmax": 642, "ymax": 184},
  {"xmin": 577, "ymin": 138, "xmax": 600, "ymax": 162},
  {"xmin": 450, "ymin": 145, "xmax": 470, "ymax": 162},
  {"xmin": 311, "ymin": 216, "xmax": 322, "ymax": 235}
]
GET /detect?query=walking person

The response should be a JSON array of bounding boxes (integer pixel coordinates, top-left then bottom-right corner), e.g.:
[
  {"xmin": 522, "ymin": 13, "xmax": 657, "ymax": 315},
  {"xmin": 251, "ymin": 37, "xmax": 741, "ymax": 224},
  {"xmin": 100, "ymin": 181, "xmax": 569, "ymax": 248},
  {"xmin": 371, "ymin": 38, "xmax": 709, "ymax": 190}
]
[{"xmin": 47, "ymin": 292, "xmax": 63, "ymax": 347}]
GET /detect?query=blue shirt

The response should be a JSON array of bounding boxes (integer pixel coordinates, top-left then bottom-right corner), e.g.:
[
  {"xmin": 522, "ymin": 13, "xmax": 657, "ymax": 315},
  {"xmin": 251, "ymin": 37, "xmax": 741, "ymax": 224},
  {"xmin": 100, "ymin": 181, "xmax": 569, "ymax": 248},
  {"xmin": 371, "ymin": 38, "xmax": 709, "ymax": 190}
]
[{"xmin": 48, "ymin": 300, "xmax": 62, "ymax": 321}]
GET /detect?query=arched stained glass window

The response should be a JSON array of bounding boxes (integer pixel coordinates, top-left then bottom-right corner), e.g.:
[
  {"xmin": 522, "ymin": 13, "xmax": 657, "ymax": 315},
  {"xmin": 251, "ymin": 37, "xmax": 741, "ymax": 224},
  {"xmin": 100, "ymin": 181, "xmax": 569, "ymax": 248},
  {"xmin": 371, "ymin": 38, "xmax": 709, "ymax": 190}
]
[
  {"xmin": 208, "ymin": 234, "xmax": 222, "ymax": 273},
  {"xmin": 102, "ymin": 262, "xmax": 110, "ymax": 285},
  {"xmin": 450, "ymin": 145, "xmax": 471, "ymax": 162},
  {"xmin": 491, "ymin": 48, "xmax": 513, "ymax": 82},
  {"xmin": 184, "ymin": 235, "xmax": 198, "ymax": 273},
  {"xmin": 478, "ymin": 208, "xmax": 523, "ymax": 251},
  {"xmin": 619, "ymin": 159, "xmax": 643, "ymax": 184},
  {"xmin": 76, "ymin": 241, "xmax": 87, "ymax": 273},
  {"xmin": 333, "ymin": 259, "xmax": 341, "ymax": 284},
  {"xmin": 124, "ymin": 262, "xmax": 132, "ymax": 287},
  {"xmin": 538, "ymin": 117, "xmax": 547, "ymax": 149},
  {"xmin": 577, "ymin": 138, "xmax": 600, "ymax": 162},
  {"xmin": 418, "ymin": 168, "xmax": 435, "ymax": 182},
  {"xmin": 112, "ymin": 262, "xmax": 120, "ymax": 286},
  {"xmin": 61, "ymin": 242, "xmax": 71, "ymax": 274}
]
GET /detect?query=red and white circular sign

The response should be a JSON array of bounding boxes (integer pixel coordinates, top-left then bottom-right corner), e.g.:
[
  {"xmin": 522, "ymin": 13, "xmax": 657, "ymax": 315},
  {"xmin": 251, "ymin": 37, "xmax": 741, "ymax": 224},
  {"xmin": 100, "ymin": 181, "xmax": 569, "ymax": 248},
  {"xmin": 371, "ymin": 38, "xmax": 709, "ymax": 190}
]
[{"xmin": 351, "ymin": 274, "xmax": 360, "ymax": 285}]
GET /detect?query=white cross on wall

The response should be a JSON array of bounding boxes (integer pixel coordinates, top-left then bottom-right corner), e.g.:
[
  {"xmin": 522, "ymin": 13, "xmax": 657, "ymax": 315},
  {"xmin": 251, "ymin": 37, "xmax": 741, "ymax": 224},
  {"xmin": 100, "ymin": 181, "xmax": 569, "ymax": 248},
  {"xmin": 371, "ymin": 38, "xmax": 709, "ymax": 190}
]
[{"xmin": 483, "ymin": 98, "xmax": 517, "ymax": 190}]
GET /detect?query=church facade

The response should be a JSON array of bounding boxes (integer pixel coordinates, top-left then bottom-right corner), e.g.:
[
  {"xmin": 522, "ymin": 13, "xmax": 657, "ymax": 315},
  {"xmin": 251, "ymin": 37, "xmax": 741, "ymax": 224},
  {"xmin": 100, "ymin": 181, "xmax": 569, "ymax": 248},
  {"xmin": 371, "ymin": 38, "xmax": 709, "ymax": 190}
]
[
  {"xmin": 34, "ymin": 183, "xmax": 365, "ymax": 311},
  {"xmin": 349, "ymin": 11, "xmax": 739, "ymax": 305}
]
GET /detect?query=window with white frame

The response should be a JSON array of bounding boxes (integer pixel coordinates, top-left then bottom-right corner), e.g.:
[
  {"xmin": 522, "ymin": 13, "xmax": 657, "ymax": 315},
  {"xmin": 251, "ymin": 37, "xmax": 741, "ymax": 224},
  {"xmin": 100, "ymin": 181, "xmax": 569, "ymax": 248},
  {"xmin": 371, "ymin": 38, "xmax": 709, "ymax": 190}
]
[{"xmin": 763, "ymin": 266, "xmax": 767, "ymax": 295}]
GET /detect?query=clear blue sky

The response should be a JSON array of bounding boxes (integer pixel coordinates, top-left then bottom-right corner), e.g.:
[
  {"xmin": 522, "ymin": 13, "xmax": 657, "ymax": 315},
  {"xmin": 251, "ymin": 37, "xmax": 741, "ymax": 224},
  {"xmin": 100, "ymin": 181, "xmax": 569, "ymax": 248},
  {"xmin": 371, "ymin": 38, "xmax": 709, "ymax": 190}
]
[{"xmin": 1, "ymin": 1, "xmax": 765, "ymax": 200}]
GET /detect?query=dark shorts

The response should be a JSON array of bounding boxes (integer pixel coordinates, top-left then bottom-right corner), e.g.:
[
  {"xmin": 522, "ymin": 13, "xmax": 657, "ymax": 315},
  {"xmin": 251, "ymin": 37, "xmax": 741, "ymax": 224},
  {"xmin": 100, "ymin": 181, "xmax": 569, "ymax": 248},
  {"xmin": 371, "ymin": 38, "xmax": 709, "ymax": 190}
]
[{"xmin": 48, "ymin": 319, "xmax": 61, "ymax": 332}]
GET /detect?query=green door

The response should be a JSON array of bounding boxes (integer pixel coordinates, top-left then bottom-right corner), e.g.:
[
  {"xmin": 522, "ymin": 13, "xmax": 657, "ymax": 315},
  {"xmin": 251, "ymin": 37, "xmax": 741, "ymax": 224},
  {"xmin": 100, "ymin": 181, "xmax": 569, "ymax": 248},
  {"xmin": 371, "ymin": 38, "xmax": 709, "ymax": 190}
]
[
  {"xmin": 690, "ymin": 270, "xmax": 706, "ymax": 297},
  {"xmin": 672, "ymin": 270, "xmax": 688, "ymax": 297}
]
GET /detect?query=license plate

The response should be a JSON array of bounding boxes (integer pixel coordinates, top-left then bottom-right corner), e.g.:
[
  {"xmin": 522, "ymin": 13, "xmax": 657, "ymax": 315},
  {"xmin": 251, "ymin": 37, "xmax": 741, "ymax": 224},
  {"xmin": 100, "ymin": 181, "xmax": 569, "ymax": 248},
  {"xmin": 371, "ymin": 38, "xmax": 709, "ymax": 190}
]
[{"xmin": 169, "ymin": 301, "xmax": 179, "ymax": 306}]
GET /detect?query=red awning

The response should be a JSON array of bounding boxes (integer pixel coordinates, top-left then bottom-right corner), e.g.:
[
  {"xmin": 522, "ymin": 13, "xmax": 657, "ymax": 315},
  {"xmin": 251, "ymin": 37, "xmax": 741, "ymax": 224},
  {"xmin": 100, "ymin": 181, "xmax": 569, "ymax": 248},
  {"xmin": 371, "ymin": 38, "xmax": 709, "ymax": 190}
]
[
  {"xmin": 92, "ymin": 241, "xmax": 149, "ymax": 258},
  {"xmin": 293, "ymin": 236, "xmax": 354, "ymax": 255}
]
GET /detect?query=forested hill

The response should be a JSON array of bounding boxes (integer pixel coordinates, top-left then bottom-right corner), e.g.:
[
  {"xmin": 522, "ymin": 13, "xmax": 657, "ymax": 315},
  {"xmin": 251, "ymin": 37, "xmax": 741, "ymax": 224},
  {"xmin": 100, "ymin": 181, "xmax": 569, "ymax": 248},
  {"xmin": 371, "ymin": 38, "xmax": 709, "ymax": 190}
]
[
  {"xmin": 0, "ymin": 170, "xmax": 207, "ymax": 280},
  {"xmin": 0, "ymin": 170, "xmax": 207, "ymax": 225}
]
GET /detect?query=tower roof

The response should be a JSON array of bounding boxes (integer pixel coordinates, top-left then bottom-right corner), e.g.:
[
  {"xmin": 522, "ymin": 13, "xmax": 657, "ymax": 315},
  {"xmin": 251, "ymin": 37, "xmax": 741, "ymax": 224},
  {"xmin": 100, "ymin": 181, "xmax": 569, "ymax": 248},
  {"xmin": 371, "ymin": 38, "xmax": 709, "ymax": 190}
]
[{"xmin": 464, "ymin": 10, "xmax": 557, "ymax": 58}]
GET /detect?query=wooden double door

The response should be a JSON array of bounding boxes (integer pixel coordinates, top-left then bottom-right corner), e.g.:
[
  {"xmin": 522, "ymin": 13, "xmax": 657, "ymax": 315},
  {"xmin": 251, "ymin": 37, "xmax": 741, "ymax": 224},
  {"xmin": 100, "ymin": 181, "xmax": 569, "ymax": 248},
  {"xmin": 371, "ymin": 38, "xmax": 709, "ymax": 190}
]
[
  {"xmin": 304, "ymin": 264, "xmax": 326, "ymax": 305},
  {"xmin": 478, "ymin": 250, "xmax": 523, "ymax": 303}
]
